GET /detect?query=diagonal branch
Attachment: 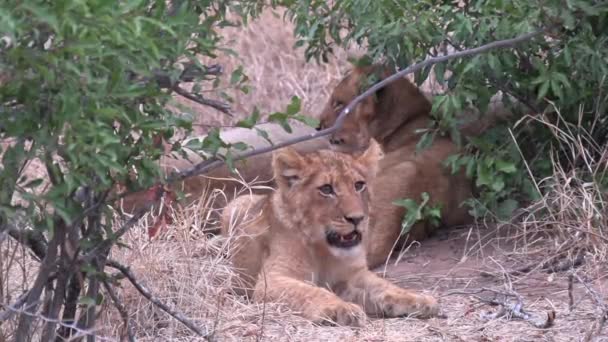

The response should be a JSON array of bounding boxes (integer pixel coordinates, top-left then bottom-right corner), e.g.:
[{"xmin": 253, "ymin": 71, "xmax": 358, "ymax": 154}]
[
  {"xmin": 102, "ymin": 279, "xmax": 135, "ymax": 342},
  {"xmin": 164, "ymin": 27, "xmax": 549, "ymax": 184},
  {"xmin": 83, "ymin": 28, "xmax": 550, "ymax": 260},
  {"xmin": 0, "ymin": 290, "xmax": 30, "ymax": 322},
  {"xmin": 152, "ymin": 63, "xmax": 223, "ymax": 88},
  {"xmin": 173, "ymin": 85, "xmax": 233, "ymax": 116},
  {"xmin": 105, "ymin": 259, "xmax": 211, "ymax": 340}
]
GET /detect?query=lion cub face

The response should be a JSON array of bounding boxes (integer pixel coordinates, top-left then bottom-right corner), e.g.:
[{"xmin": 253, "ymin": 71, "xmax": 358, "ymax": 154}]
[
  {"xmin": 272, "ymin": 140, "xmax": 383, "ymax": 256},
  {"xmin": 317, "ymin": 66, "xmax": 380, "ymax": 154}
]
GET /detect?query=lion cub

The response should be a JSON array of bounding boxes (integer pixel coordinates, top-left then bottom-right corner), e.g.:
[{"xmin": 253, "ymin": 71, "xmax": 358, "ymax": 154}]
[{"xmin": 220, "ymin": 140, "xmax": 439, "ymax": 326}]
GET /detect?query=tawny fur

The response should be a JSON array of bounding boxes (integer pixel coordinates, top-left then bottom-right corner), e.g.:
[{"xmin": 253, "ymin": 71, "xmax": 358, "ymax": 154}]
[
  {"xmin": 220, "ymin": 141, "xmax": 439, "ymax": 326},
  {"xmin": 118, "ymin": 122, "xmax": 325, "ymax": 224},
  {"xmin": 317, "ymin": 65, "xmax": 474, "ymax": 268},
  {"xmin": 120, "ymin": 64, "xmax": 510, "ymax": 242}
]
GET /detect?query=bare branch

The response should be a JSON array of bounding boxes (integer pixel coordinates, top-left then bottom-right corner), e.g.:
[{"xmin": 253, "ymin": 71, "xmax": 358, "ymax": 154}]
[
  {"xmin": 572, "ymin": 273, "xmax": 608, "ymax": 341},
  {"xmin": 106, "ymin": 259, "xmax": 211, "ymax": 339},
  {"xmin": 15, "ymin": 222, "xmax": 63, "ymax": 342},
  {"xmin": 102, "ymin": 279, "xmax": 135, "ymax": 342},
  {"xmin": 3, "ymin": 224, "xmax": 47, "ymax": 261},
  {"xmin": 84, "ymin": 28, "xmax": 549, "ymax": 256},
  {"xmin": 444, "ymin": 287, "xmax": 556, "ymax": 329},
  {"xmin": 0, "ymin": 289, "xmax": 30, "ymax": 322},
  {"xmin": 173, "ymin": 84, "xmax": 233, "ymax": 116},
  {"xmin": 165, "ymin": 27, "xmax": 549, "ymax": 184},
  {"xmin": 151, "ymin": 63, "xmax": 223, "ymax": 88}
]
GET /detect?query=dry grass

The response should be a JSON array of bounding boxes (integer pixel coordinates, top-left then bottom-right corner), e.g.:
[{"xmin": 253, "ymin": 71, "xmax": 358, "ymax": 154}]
[
  {"xmin": 2, "ymin": 7, "xmax": 608, "ymax": 342},
  {"xmin": 173, "ymin": 8, "xmax": 364, "ymax": 136}
]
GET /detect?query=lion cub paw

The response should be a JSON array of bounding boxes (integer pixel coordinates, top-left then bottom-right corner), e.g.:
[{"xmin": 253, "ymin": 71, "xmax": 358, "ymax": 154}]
[
  {"xmin": 386, "ymin": 293, "xmax": 439, "ymax": 318},
  {"xmin": 315, "ymin": 301, "xmax": 366, "ymax": 327}
]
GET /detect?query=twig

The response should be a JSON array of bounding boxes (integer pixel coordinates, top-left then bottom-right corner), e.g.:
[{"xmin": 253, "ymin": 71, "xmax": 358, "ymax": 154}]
[
  {"xmin": 84, "ymin": 186, "xmax": 165, "ymax": 262},
  {"xmin": 444, "ymin": 287, "xmax": 556, "ymax": 329},
  {"xmin": 0, "ymin": 290, "xmax": 30, "ymax": 322},
  {"xmin": 173, "ymin": 85, "xmax": 233, "ymax": 116},
  {"xmin": 15, "ymin": 222, "xmax": 62, "ymax": 342},
  {"xmin": 481, "ymin": 250, "xmax": 586, "ymax": 278},
  {"xmin": 102, "ymin": 279, "xmax": 135, "ymax": 342},
  {"xmin": 568, "ymin": 274, "xmax": 574, "ymax": 312},
  {"xmin": 1, "ymin": 212, "xmax": 48, "ymax": 261},
  {"xmin": 152, "ymin": 63, "xmax": 223, "ymax": 88},
  {"xmin": 2, "ymin": 303, "xmax": 114, "ymax": 341},
  {"xmin": 572, "ymin": 273, "xmax": 608, "ymax": 342},
  {"xmin": 106, "ymin": 259, "xmax": 210, "ymax": 339}
]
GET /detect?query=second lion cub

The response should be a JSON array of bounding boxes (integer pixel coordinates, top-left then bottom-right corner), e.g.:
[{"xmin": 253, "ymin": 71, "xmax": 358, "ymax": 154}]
[{"xmin": 220, "ymin": 140, "xmax": 439, "ymax": 326}]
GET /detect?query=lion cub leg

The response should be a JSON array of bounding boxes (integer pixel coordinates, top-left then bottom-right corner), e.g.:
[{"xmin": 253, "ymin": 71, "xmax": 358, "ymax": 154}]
[
  {"xmin": 338, "ymin": 270, "xmax": 439, "ymax": 318},
  {"xmin": 254, "ymin": 271, "xmax": 366, "ymax": 326}
]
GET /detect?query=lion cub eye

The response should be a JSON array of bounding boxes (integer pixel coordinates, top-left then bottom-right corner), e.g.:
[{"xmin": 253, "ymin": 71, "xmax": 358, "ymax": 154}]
[
  {"xmin": 333, "ymin": 100, "xmax": 344, "ymax": 110},
  {"xmin": 354, "ymin": 181, "xmax": 366, "ymax": 192},
  {"xmin": 319, "ymin": 184, "xmax": 334, "ymax": 196}
]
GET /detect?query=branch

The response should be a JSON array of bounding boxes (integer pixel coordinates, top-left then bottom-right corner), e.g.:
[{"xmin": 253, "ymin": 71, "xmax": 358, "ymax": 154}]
[
  {"xmin": 0, "ymin": 290, "xmax": 30, "ymax": 322},
  {"xmin": 83, "ymin": 28, "xmax": 550, "ymax": 255},
  {"xmin": 102, "ymin": 279, "xmax": 135, "ymax": 342},
  {"xmin": 105, "ymin": 259, "xmax": 211, "ymax": 339},
  {"xmin": 152, "ymin": 63, "xmax": 223, "ymax": 88},
  {"xmin": 3, "ymin": 224, "xmax": 47, "ymax": 261},
  {"xmin": 173, "ymin": 85, "xmax": 233, "ymax": 116},
  {"xmin": 444, "ymin": 287, "xmax": 556, "ymax": 329},
  {"xmin": 571, "ymin": 273, "xmax": 608, "ymax": 341},
  {"xmin": 165, "ymin": 27, "xmax": 549, "ymax": 184}
]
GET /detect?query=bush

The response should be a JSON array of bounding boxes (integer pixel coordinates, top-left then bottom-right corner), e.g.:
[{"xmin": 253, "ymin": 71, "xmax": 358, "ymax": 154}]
[
  {"xmin": 282, "ymin": 0, "xmax": 608, "ymax": 219},
  {"xmin": 0, "ymin": 1, "xmax": 273, "ymax": 339}
]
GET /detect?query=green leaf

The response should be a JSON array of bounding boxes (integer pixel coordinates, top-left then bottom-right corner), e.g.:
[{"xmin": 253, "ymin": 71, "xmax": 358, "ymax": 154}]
[
  {"xmin": 231, "ymin": 142, "xmax": 249, "ymax": 151},
  {"xmin": 268, "ymin": 113, "xmax": 292, "ymax": 133},
  {"xmin": 236, "ymin": 107, "xmax": 260, "ymax": 129},
  {"xmin": 495, "ymin": 160, "xmax": 517, "ymax": 174},
  {"xmin": 476, "ymin": 163, "xmax": 492, "ymax": 187},
  {"xmin": 495, "ymin": 199, "xmax": 519, "ymax": 221},
  {"xmin": 537, "ymin": 81, "xmax": 550, "ymax": 100},
  {"xmin": 293, "ymin": 114, "xmax": 319, "ymax": 128},
  {"xmin": 286, "ymin": 96, "xmax": 301, "ymax": 116},
  {"xmin": 255, "ymin": 128, "xmax": 273, "ymax": 145},
  {"xmin": 78, "ymin": 296, "xmax": 96, "ymax": 308},
  {"xmin": 415, "ymin": 131, "xmax": 435, "ymax": 153},
  {"xmin": 491, "ymin": 176, "xmax": 505, "ymax": 192},
  {"xmin": 230, "ymin": 66, "xmax": 244, "ymax": 85}
]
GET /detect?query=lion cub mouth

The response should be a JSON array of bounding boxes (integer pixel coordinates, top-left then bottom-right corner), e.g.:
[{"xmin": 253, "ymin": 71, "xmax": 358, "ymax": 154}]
[{"xmin": 326, "ymin": 230, "xmax": 362, "ymax": 249}]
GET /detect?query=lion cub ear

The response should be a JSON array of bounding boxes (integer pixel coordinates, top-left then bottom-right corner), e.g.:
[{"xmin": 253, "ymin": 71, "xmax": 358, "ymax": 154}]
[
  {"xmin": 356, "ymin": 139, "xmax": 384, "ymax": 178},
  {"xmin": 272, "ymin": 147, "xmax": 306, "ymax": 188}
]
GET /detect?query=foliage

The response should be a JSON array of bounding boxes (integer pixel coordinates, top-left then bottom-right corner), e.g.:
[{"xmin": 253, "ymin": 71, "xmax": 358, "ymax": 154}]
[
  {"xmin": 0, "ymin": 0, "xmax": 314, "ymax": 339},
  {"xmin": 393, "ymin": 192, "xmax": 442, "ymax": 235},
  {"xmin": 281, "ymin": 0, "xmax": 608, "ymax": 220}
]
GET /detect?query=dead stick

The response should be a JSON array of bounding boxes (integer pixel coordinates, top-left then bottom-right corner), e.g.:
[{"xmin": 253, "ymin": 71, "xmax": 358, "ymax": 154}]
[
  {"xmin": 444, "ymin": 288, "xmax": 555, "ymax": 329},
  {"xmin": 572, "ymin": 273, "xmax": 608, "ymax": 342},
  {"xmin": 568, "ymin": 274, "xmax": 574, "ymax": 312},
  {"xmin": 102, "ymin": 279, "xmax": 135, "ymax": 342},
  {"xmin": 106, "ymin": 259, "xmax": 210, "ymax": 339},
  {"xmin": 163, "ymin": 27, "xmax": 549, "ymax": 185}
]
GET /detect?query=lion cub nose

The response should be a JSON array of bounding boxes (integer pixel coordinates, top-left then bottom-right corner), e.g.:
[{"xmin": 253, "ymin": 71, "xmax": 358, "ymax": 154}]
[{"xmin": 344, "ymin": 215, "xmax": 365, "ymax": 227}]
